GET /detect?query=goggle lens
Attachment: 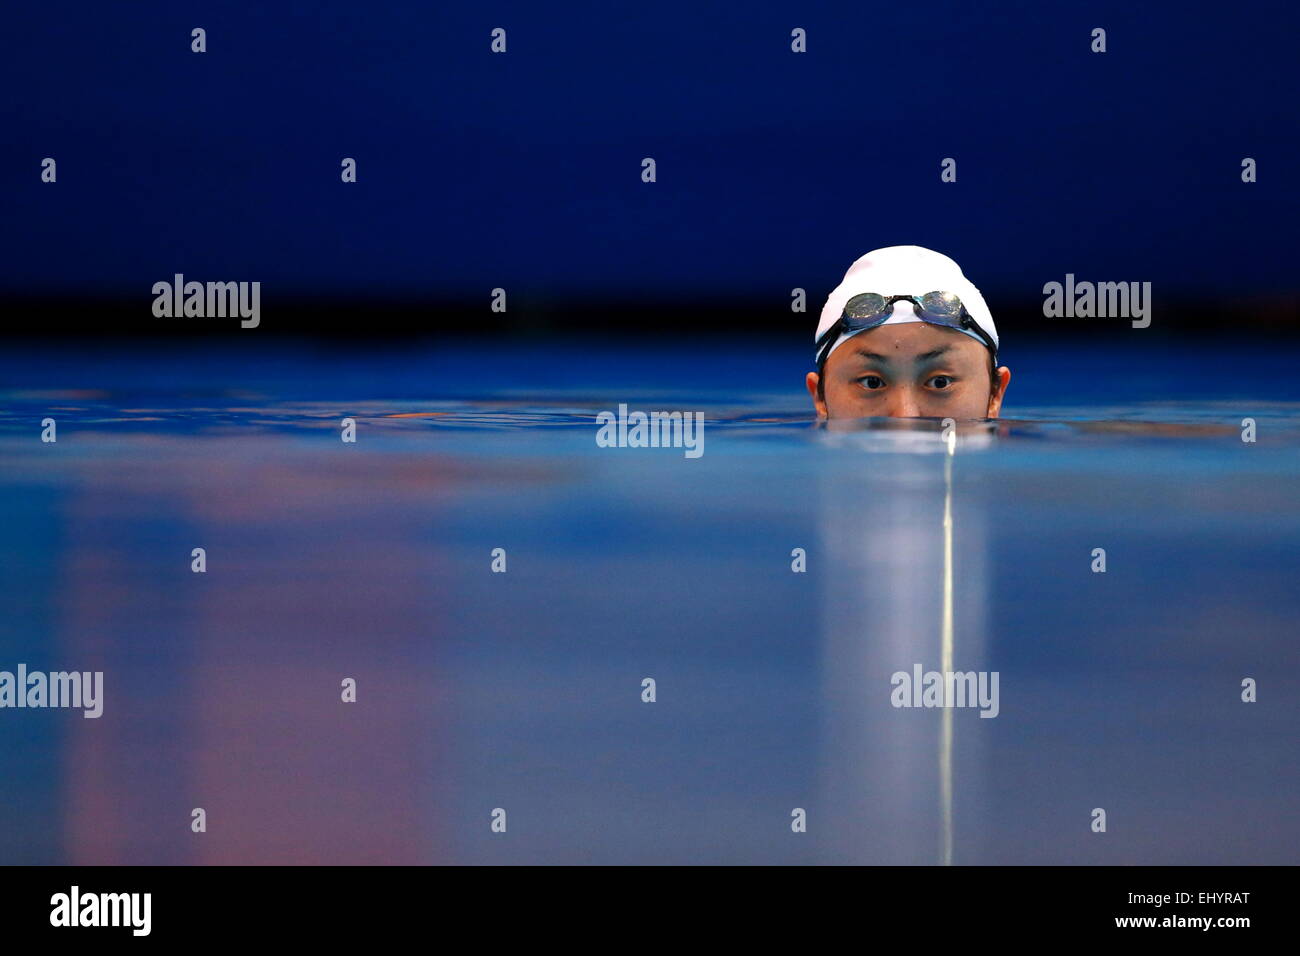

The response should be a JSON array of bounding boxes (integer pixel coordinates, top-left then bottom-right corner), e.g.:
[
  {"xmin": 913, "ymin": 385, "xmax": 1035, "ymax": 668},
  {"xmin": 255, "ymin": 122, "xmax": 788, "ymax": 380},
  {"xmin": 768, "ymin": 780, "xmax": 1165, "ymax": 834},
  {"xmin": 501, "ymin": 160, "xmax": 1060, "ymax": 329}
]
[
  {"xmin": 844, "ymin": 292, "xmax": 888, "ymax": 321},
  {"xmin": 917, "ymin": 290, "xmax": 963, "ymax": 322}
]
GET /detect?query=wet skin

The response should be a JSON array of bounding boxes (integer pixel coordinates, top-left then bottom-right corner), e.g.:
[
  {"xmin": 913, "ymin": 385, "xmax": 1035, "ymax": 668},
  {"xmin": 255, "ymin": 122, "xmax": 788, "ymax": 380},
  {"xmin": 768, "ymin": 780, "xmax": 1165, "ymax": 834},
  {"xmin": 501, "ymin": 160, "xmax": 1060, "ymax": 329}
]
[{"xmin": 806, "ymin": 322, "xmax": 1011, "ymax": 420}]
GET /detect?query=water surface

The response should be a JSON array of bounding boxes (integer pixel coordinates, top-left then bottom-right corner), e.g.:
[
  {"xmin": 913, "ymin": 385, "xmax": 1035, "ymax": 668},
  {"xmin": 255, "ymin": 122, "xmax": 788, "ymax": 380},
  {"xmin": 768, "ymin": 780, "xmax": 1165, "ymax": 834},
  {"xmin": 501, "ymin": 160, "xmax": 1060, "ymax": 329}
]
[{"xmin": 2, "ymin": 340, "xmax": 1297, "ymax": 864}]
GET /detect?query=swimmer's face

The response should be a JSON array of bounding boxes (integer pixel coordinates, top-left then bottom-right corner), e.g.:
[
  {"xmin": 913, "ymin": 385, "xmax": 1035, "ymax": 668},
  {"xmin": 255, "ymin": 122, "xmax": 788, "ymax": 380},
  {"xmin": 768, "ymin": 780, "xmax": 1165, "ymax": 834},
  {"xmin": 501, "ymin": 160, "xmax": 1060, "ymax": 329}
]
[{"xmin": 806, "ymin": 322, "xmax": 1011, "ymax": 420}]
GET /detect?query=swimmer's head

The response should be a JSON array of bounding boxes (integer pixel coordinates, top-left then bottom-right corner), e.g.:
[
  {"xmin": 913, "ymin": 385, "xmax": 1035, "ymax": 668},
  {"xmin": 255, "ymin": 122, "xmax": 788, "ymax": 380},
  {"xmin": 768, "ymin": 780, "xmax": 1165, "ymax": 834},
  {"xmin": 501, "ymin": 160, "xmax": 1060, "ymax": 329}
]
[{"xmin": 806, "ymin": 246, "xmax": 1011, "ymax": 420}]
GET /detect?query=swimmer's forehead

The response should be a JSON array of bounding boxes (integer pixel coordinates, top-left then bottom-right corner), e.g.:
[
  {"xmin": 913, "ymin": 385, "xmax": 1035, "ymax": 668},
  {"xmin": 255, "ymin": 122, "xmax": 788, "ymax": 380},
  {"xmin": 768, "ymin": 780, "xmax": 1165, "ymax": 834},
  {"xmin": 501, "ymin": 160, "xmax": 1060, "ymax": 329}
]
[{"xmin": 834, "ymin": 325, "xmax": 987, "ymax": 365}]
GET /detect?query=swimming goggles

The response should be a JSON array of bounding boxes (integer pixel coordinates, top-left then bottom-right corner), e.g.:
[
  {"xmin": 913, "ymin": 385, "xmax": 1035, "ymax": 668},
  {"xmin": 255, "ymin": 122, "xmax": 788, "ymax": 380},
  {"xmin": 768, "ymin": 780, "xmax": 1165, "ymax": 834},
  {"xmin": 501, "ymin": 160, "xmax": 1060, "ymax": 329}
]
[{"xmin": 815, "ymin": 292, "xmax": 998, "ymax": 369}]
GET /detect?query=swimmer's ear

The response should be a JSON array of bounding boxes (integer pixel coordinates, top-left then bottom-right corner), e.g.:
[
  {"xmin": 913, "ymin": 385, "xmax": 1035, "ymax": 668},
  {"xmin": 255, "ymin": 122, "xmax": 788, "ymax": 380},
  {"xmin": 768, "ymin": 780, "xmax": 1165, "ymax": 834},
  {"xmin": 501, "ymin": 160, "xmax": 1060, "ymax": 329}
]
[
  {"xmin": 987, "ymin": 366, "xmax": 1011, "ymax": 418},
  {"xmin": 806, "ymin": 372, "xmax": 827, "ymax": 418}
]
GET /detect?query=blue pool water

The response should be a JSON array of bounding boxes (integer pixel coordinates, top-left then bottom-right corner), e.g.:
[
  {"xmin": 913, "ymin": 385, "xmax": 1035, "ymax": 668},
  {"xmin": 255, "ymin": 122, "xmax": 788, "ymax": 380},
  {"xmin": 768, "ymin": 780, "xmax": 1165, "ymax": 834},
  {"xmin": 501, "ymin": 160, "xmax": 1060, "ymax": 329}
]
[{"xmin": 1, "ymin": 339, "xmax": 1298, "ymax": 864}]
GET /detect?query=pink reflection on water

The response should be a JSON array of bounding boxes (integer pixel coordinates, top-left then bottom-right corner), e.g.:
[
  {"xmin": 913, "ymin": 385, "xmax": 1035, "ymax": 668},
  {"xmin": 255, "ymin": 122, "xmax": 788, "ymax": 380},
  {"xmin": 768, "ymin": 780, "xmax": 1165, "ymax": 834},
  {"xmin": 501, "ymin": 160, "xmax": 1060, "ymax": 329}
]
[{"xmin": 58, "ymin": 445, "xmax": 457, "ymax": 864}]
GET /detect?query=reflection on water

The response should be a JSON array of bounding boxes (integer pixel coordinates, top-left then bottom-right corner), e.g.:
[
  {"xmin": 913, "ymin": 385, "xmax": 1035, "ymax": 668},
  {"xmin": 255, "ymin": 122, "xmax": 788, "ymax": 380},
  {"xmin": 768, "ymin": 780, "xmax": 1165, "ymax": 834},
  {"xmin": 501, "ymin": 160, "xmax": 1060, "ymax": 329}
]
[
  {"xmin": 941, "ymin": 440, "xmax": 955, "ymax": 866},
  {"xmin": 2, "ymin": 386, "xmax": 1299, "ymax": 864},
  {"xmin": 814, "ymin": 424, "xmax": 992, "ymax": 865}
]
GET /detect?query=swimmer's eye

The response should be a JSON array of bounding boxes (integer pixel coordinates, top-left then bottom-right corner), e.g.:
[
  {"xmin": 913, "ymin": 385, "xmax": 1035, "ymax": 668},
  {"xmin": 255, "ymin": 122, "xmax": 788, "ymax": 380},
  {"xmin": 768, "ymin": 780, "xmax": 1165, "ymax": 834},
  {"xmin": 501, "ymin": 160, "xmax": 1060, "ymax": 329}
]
[
  {"xmin": 859, "ymin": 375, "xmax": 886, "ymax": 390},
  {"xmin": 927, "ymin": 375, "xmax": 955, "ymax": 390}
]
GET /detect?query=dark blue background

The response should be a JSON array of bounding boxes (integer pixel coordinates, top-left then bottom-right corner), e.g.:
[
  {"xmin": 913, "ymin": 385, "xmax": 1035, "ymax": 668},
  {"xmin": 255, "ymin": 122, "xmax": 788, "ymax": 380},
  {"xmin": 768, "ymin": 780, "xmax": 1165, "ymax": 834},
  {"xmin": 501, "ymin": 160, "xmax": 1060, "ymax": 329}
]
[{"xmin": 3, "ymin": 0, "xmax": 1297, "ymax": 307}]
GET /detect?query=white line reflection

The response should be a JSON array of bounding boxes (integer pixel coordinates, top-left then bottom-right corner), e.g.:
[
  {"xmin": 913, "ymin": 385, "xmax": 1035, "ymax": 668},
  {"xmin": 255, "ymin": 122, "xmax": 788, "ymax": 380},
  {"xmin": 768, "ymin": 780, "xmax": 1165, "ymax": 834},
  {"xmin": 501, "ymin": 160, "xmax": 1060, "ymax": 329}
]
[{"xmin": 940, "ymin": 435, "xmax": 955, "ymax": 866}]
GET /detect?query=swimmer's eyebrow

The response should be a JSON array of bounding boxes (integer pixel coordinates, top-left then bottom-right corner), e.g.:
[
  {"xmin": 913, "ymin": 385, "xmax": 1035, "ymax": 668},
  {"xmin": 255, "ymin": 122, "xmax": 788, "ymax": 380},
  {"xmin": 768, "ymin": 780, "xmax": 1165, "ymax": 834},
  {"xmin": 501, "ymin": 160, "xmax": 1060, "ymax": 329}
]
[
  {"xmin": 851, "ymin": 345, "xmax": 953, "ymax": 364},
  {"xmin": 852, "ymin": 350, "xmax": 892, "ymax": 364}
]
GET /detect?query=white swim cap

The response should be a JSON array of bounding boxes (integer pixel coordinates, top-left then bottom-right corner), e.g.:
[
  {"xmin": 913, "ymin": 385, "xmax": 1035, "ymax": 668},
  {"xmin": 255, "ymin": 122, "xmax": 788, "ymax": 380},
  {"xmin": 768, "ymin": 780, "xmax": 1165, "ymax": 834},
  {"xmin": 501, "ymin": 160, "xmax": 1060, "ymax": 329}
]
[{"xmin": 815, "ymin": 246, "xmax": 998, "ymax": 366}]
